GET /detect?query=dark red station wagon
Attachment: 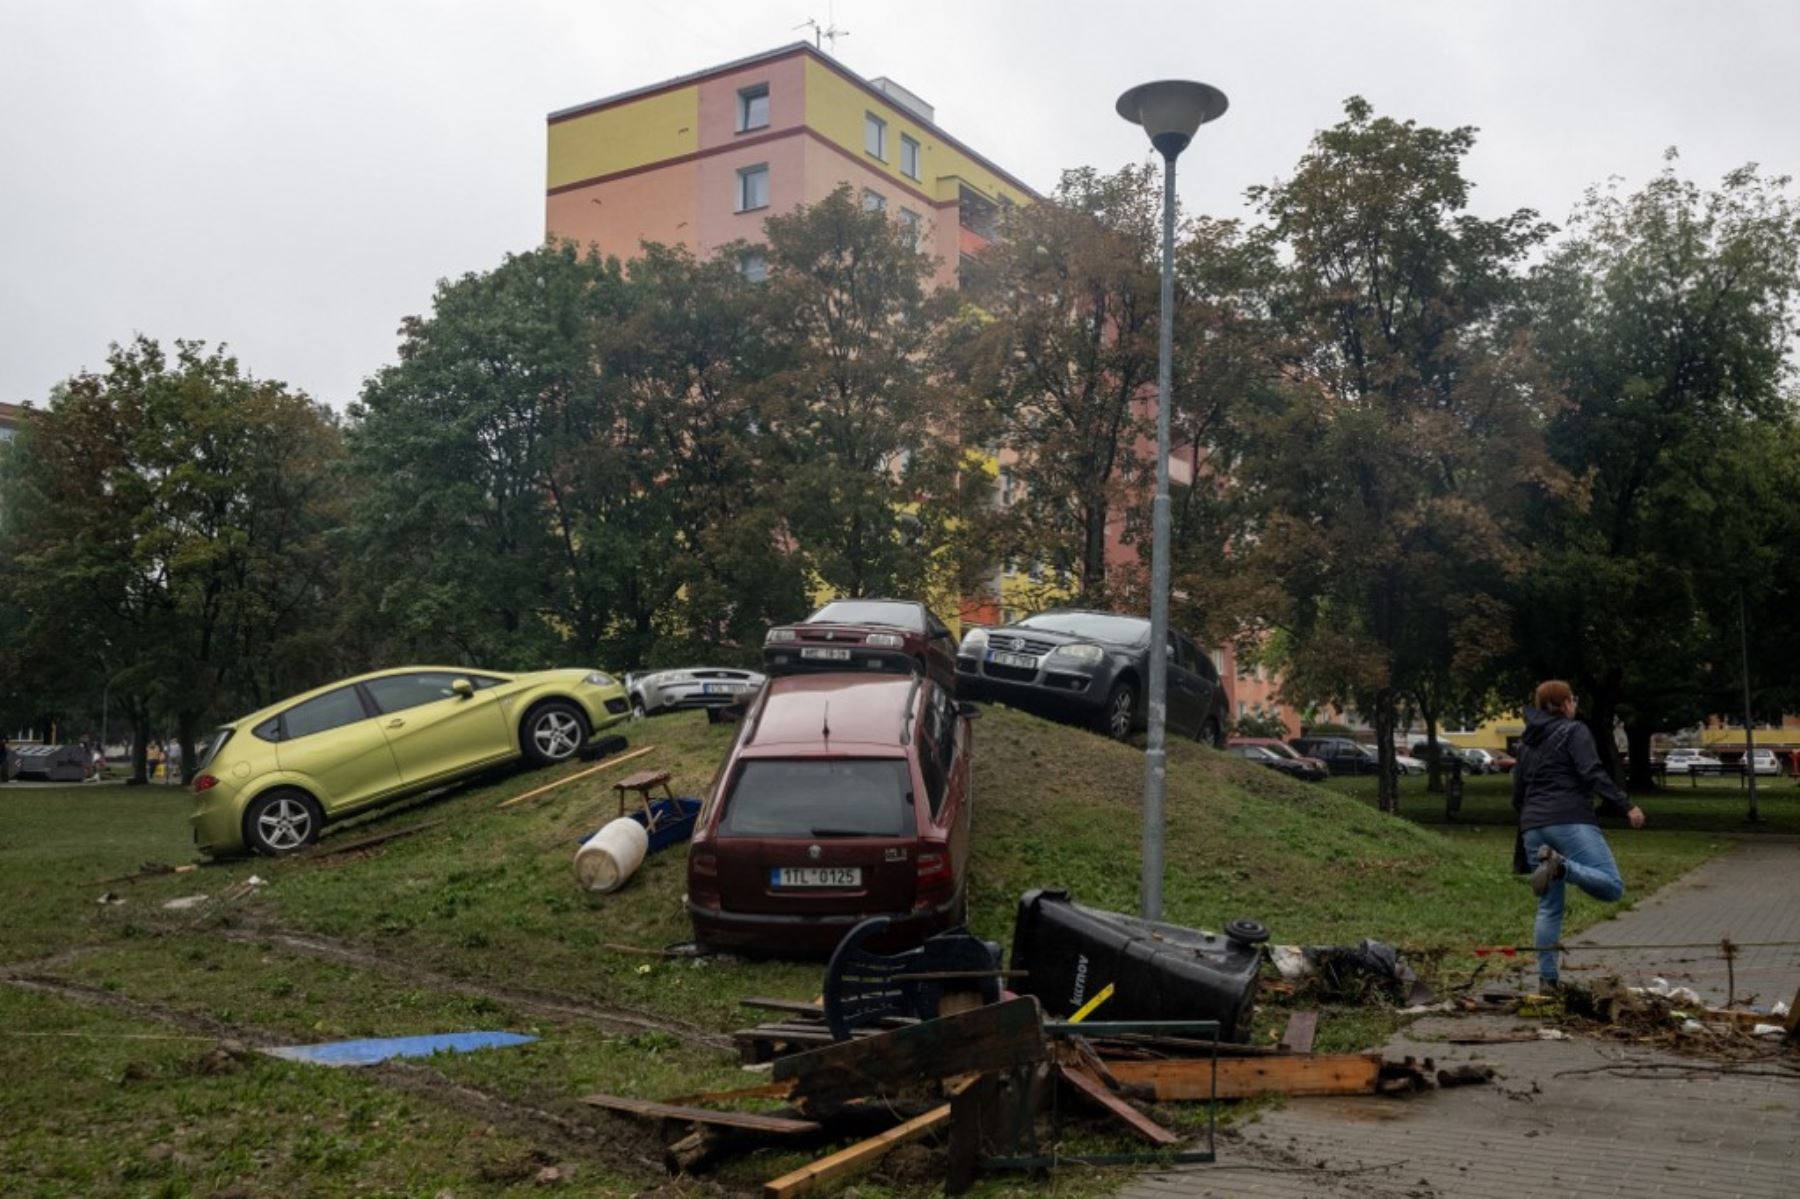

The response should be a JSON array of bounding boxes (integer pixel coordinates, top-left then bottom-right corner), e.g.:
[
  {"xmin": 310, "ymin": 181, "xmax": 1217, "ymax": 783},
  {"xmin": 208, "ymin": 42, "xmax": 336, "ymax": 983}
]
[{"xmin": 686, "ymin": 672, "xmax": 973, "ymax": 957}]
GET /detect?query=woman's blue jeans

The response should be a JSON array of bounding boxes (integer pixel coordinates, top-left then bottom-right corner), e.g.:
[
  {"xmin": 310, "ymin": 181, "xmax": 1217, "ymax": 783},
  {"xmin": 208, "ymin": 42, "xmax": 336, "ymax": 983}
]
[{"xmin": 1522, "ymin": 822, "xmax": 1625, "ymax": 985}]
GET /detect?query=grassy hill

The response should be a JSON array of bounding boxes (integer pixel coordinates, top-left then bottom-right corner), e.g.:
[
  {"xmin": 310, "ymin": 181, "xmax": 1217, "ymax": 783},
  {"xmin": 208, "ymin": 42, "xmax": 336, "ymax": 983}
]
[{"xmin": 0, "ymin": 705, "xmax": 1730, "ymax": 1197}]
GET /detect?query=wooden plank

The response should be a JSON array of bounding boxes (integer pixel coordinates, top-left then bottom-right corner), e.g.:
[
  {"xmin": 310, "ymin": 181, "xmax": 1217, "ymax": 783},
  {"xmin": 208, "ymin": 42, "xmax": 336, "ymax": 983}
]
[
  {"xmin": 774, "ymin": 996, "xmax": 1045, "ymax": 1115},
  {"xmin": 762, "ymin": 1103, "xmax": 950, "ymax": 1199},
  {"xmin": 742, "ymin": 997, "xmax": 826, "ymax": 1016},
  {"xmin": 1106, "ymin": 1053, "xmax": 1383, "ymax": 1101},
  {"xmin": 577, "ymin": 1093, "xmax": 819, "ymax": 1134},
  {"xmin": 1056, "ymin": 1063, "xmax": 1178, "ymax": 1146},
  {"xmin": 1279, "ymin": 1010, "xmax": 1319, "ymax": 1054},
  {"xmin": 498, "ymin": 746, "xmax": 655, "ymax": 809},
  {"xmin": 309, "ymin": 818, "xmax": 447, "ymax": 859},
  {"xmin": 660, "ymin": 1080, "xmax": 795, "ymax": 1107}
]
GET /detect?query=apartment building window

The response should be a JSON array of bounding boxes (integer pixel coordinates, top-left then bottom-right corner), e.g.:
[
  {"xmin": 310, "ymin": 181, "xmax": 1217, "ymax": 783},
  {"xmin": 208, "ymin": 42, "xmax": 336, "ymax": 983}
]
[
  {"xmin": 898, "ymin": 207, "xmax": 922, "ymax": 248},
  {"xmin": 862, "ymin": 188, "xmax": 886, "ymax": 213},
  {"xmin": 998, "ymin": 469, "xmax": 1015, "ymax": 507},
  {"xmin": 865, "ymin": 112, "xmax": 886, "ymax": 159},
  {"xmin": 737, "ymin": 85, "xmax": 770, "ymax": 132},
  {"xmin": 737, "ymin": 164, "xmax": 769, "ymax": 212},
  {"xmin": 900, "ymin": 133, "xmax": 921, "ymax": 180},
  {"xmin": 740, "ymin": 250, "xmax": 767, "ymax": 283}
]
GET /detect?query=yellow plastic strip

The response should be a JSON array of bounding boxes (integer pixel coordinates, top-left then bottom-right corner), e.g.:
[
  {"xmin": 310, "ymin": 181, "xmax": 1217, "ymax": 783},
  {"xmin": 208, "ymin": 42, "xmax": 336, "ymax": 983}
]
[{"xmin": 1068, "ymin": 982, "xmax": 1115, "ymax": 1024}]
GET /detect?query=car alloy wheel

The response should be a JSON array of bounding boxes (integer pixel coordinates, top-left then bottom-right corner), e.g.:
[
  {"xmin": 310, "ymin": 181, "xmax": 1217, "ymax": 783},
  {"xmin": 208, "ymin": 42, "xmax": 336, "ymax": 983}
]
[
  {"xmin": 532, "ymin": 709, "xmax": 583, "ymax": 761},
  {"xmin": 257, "ymin": 796, "xmax": 312, "ymax": 852},
  {"xmin": 1107, "ymin": 684, "xmax": 1135, "ymax": 740}
]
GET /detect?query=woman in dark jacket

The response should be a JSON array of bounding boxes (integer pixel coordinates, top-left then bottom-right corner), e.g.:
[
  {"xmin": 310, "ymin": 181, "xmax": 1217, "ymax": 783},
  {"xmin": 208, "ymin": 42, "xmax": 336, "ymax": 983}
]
[{"xmin": 1512, "ymin": 680, "xmax": 1644, "ymax": 989}]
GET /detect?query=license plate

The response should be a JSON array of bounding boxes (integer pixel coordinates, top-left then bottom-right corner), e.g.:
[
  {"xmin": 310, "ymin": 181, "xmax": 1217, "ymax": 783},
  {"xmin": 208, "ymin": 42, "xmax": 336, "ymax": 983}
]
[
  {"xmin": 702, "ymin": 683, "xmax": 742, "ymax": 694},
  {"xmin": 989, "ymin": 651, "xmax": 1037, "ymax": 670},
  {"xmin": 800, "ymin": 647, "xmax": 852, "ymax": 661},
  {"xmin": 770, "ymin": 866, "xmax": 861, "ymax": 888}
]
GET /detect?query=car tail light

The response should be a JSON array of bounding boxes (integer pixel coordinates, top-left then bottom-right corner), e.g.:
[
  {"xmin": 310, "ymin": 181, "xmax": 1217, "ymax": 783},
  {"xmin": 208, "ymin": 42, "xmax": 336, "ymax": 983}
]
[
  {"xmin": 688, "ymin": 851, "xmax": 720, "ymax": 909},
  {"xmin": 193, "ymin": 774, "xmax": 219, "ymax": 793},
  {"xmin": 915, "ymin": 842, "xmax": 954, "ymax": 909}
]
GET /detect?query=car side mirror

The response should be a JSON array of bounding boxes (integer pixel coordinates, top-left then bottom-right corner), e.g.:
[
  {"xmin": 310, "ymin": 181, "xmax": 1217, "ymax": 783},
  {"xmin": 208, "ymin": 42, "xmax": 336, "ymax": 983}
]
[
  {"xmin": 451, "ymin": 678, "xmax": 475, "ymax": 698},
  {"xmin": 957, "ymin": 701, "xmax": 981, "ymax": 720}
]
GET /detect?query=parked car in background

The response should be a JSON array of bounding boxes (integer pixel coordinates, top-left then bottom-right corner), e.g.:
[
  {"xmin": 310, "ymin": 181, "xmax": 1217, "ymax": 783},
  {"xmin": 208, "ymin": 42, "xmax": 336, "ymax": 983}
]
[
  {"xmin": 1226, "ymin": 742, "xmax": 1327, "ymax": 783},
  {"xmin": 626, "ymin": 667, "xmax": 765, "ymax": 718},
  {"xmin": 1748, "ymin": 748, "xmax": 1782, "ymax": 776},
  {"xmin": 764, "ymin": 599, "xmax": 958, "ymax": 694},
  {"xmin": 1290, "ymin": 736, "xmax": 1381, "ymax": 776},
  {"xmin": 1491, "ymin": 750, "xmax": 1517, "ymax": 772},
  {"xmin": 1662, "ymin": 748, "xmax": 1723, "ymax": 775},
  {"xmin": 191, "ymin": 667, "xmax": 631, "ymax": 857},
  {"xmin": 1471, "ymin": 749, "xmax": 1504, "ymax": 774},
  {"xmin": 1393, "ymin": 751, "xmax": 1427, "ymax": 775},
  {"xmin": 958, "ymin": 609, "xmax": 1228, "ymax": 745},
  {"xmin": 686, "ymin": 672, "xmax": 973, "ymax": 957},
  {"xmin": 1229, "ymin": 737, "xmax": 1327, "ymax": 774}
]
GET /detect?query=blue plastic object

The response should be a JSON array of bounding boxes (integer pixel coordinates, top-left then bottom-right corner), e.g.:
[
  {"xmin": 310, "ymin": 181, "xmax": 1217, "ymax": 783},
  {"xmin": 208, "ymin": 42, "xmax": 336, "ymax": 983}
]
[
  {"xmin": 264, "ymin": 1031, "xmax": 536, "ymax": 1067},
  {"xmin": 628, "ymin": 796, "xmax": 702, "ymax": 853}
]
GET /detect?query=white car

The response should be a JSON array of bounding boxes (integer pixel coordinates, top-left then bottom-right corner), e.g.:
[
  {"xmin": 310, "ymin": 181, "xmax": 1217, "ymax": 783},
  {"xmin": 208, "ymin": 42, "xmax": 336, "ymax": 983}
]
[
  {"xmin": 1394, "ymin": 753, "xmax": 1427, "ymax": 775},
  {"xmin": 1749, "ymin": 748, "xmax": 1783, "ymax": 777},
  {"xmin": 1662, "ymin": 748, "xmax": 1722, "ymax": 775},
  {"xmin": 625, "ymin": 667, "xmax": 765, "ymax": 717}
]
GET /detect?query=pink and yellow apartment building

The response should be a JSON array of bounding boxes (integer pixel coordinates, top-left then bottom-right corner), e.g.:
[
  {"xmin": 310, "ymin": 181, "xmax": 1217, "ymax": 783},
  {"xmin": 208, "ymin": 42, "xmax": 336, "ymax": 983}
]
[{"xmin": 544, "ymin": 42, "xmax": 1034, "ymax": 292}]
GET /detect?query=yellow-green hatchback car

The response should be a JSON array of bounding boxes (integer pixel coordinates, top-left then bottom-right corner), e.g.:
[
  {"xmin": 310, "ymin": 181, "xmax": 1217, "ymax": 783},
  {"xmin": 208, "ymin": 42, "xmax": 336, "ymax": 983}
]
[{"xmin": 191, "ymin": 666, "xmax": 630, "ymax": 857}]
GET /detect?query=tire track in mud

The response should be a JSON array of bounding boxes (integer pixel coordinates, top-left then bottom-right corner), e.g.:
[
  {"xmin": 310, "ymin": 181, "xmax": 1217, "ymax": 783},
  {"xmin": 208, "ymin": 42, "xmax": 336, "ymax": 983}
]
[
  {"xmin": 216, "ymin": 925, "xmax": 733, "ymax": 1051},
  {"xmin": 0, "ymin": 972, "xmax": 656, "ymax": 1178}
]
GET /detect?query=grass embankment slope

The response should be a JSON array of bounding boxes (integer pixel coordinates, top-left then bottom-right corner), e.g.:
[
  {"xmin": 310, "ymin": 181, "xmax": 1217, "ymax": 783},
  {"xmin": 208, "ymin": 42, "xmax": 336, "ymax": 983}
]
[{"xmin": 0, "ymin": 707, "xmax": 1736, "ymax": 1197}]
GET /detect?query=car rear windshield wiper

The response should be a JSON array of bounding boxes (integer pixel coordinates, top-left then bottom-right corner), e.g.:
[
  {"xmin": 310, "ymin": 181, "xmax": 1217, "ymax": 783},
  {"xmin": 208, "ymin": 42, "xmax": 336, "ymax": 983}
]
[{"xmin": 809, "ymin": 827, "xmax": 883, "ymax": 837}]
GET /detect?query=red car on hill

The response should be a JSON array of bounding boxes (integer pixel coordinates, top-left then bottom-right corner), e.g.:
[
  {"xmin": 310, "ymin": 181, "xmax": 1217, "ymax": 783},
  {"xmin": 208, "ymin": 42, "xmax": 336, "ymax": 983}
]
[
  {"xmin": 686, "ymin": 671, "xmax": 973, "ymax": 957},
  {"xmin": 763, "ymin": 599, "xmax": 958, "ymax": 694}
]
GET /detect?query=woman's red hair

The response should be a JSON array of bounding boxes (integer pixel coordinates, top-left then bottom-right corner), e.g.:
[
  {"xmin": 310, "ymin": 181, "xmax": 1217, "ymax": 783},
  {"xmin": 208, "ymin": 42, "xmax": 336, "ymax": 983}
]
[{"xmin": 1535, "ymin": 680, "xmax": 1574, "ymax": 715}]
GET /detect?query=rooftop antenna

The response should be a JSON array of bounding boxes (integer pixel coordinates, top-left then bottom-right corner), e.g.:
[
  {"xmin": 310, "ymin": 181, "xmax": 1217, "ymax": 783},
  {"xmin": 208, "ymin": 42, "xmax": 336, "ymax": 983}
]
[{"xmin": 795, "ymin": 15, "xmax": 848, "ymax": 51}]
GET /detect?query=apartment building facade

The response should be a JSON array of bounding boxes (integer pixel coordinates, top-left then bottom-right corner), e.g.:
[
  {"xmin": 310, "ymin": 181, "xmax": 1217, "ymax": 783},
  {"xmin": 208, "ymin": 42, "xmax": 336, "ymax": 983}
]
[{"xmin": 545, "ymin": 43, "xmax": 1033, "ymax": 290}]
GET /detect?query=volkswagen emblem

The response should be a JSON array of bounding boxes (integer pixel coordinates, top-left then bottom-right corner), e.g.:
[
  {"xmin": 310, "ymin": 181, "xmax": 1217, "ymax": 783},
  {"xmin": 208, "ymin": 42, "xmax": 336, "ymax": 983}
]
[{"xmin": 808, "ymin": 844, "xmax": 822, "ymax": 861}]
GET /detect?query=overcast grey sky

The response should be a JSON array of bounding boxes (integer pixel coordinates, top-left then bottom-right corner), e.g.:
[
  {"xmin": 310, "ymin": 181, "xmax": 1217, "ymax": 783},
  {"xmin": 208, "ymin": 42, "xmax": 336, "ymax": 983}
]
[{"xmin": 3, "ymin": 0, "xmax": 1796, "ymax": 410}]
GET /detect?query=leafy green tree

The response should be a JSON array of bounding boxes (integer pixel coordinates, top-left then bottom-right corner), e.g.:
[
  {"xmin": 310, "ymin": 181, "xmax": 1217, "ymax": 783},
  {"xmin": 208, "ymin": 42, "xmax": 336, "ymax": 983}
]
[
  {"xmin": 1520, "ymin": 158, "xmax": 1800, "ymax": 789},
  {"xmin": 349, "ymin": 243, "xmax": 664, "ymax": 668},
  {"xmin": 601, "ymin": 243, "xmax": 808, "ymax": 661},
  {"xmin": 958, "ymin": 166, "xmax": 1169, "ymax": 604},
  {"xmin": 759, "ymin": 185, "xmax": 961, "ymax": 599},
  {"xmin": 1233, "ymin": 98, "xmax": 1559, "ymax": 812},
  {"xmin": 1, "ymin": 338, "xmax": 345, "ymax": 778}
]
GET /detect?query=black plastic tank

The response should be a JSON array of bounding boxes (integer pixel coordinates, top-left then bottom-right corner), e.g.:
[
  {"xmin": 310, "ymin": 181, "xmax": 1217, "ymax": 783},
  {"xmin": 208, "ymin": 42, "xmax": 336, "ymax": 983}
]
[{"xmin": 1008, "ymin": 888, "xmax": 1267, "ymax": 1042}]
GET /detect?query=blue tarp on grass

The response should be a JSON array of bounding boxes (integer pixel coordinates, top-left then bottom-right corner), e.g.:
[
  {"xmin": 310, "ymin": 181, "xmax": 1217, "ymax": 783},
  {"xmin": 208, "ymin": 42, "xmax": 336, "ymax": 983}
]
[{"xmin": 264, "ymin": 1031, "xmax": 537, "ymax": 1067}]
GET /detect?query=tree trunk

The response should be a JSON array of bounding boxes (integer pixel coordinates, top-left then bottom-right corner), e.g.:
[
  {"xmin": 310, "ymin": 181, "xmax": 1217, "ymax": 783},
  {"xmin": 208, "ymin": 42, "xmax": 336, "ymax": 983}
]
[
  {"xmin": 1418, "ymin": 694, "xmax": 1442, "ymax": 794},
  {"xmin": 1374, "ymin": 689, "xmax": 1399, "ymax": 814},
  {"xmin": 177, "ymin": 712, "xmax": 198, "ymax": 787},
  {"xmin": 1082, "ymin": 497, "xmax": 1108, "ymax": 603},
  {"xmin": 130, "ymin": 715, "xmax": 149, "ymax": 785},
  {"xmin": 1624, "ymin": 722, "xmax": 1654, "ymax": 793},
  {"xmin": 1582, "ymin": 693, "xmax": 1623, "ymax": 790}
]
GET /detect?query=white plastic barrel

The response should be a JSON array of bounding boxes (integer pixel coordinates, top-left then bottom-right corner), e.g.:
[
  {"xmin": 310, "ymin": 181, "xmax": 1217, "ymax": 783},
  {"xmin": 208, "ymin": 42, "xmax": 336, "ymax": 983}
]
[{"xmin": 574, "ymin": 817, "xmax": 649, "ymax": 893}]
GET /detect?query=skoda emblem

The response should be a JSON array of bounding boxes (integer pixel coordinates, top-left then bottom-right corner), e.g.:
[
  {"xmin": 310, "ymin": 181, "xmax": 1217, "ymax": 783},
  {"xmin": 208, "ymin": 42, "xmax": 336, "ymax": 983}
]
[{"xmin": 808, "ymin": 844, "xmax": 822, "ymax": 861}]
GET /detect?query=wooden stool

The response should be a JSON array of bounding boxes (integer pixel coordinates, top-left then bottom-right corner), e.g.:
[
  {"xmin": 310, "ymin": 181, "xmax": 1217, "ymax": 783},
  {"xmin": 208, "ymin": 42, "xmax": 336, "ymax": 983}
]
[{"xmin": 613, "ymin": 769, "xmax": 675, "ymax": 829}]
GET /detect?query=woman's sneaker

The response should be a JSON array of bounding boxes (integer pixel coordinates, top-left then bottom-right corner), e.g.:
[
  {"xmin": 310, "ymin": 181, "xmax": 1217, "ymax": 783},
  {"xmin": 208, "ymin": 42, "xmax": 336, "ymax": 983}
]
[{"xmin": 1531, "ymin": 845, "xmax": 1567, "ymax": 897}]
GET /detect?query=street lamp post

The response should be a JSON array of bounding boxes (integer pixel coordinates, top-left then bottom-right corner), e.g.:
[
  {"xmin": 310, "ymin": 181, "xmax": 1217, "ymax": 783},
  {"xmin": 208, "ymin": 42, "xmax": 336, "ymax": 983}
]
[{"xmin": 1117, "ymin": 80, "xmax": 1228, "ymax": 920}]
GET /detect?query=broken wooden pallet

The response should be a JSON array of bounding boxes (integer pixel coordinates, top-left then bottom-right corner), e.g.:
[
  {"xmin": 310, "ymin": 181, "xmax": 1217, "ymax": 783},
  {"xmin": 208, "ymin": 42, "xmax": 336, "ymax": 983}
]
[{"xmin": 774, "ymin": 995, "xmax": 1046, "ymax": 1115}]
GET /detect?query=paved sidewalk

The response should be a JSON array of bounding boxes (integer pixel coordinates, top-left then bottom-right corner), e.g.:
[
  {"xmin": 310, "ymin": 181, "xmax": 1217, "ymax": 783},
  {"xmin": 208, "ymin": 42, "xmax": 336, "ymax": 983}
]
[
  {"xmin": 1119, "ymin": 837, "xmax": 1800, "ymax": 1199},
  {"xmin": 1555, "ymin": 836, "xmax": 1800, "ymax": 1006}
]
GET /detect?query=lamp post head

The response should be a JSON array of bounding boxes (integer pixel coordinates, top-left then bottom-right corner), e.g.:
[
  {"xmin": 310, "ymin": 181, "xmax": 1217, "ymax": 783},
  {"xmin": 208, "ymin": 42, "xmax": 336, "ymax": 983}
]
[{"xmin": 1116, "ymin": 79, "xmax": 1229, "ymax": 159}]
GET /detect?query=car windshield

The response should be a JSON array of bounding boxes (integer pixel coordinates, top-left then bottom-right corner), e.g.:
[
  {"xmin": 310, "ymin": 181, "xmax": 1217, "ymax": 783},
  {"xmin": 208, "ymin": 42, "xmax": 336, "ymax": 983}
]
[
  {"xmin": 1017, "ymin": 611, "xmax": 1150, "ymax": 645},
  {"xmin": 809, "ymin": 601, "xmax": 925, "ymax": 632},
  {"xmin": 718, "ymin": 758, "xmax": 914, "ymax": 837},
  {"xmin": 1263, "ymin": 743, "xmax": 1302, "ymax": 762}
]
